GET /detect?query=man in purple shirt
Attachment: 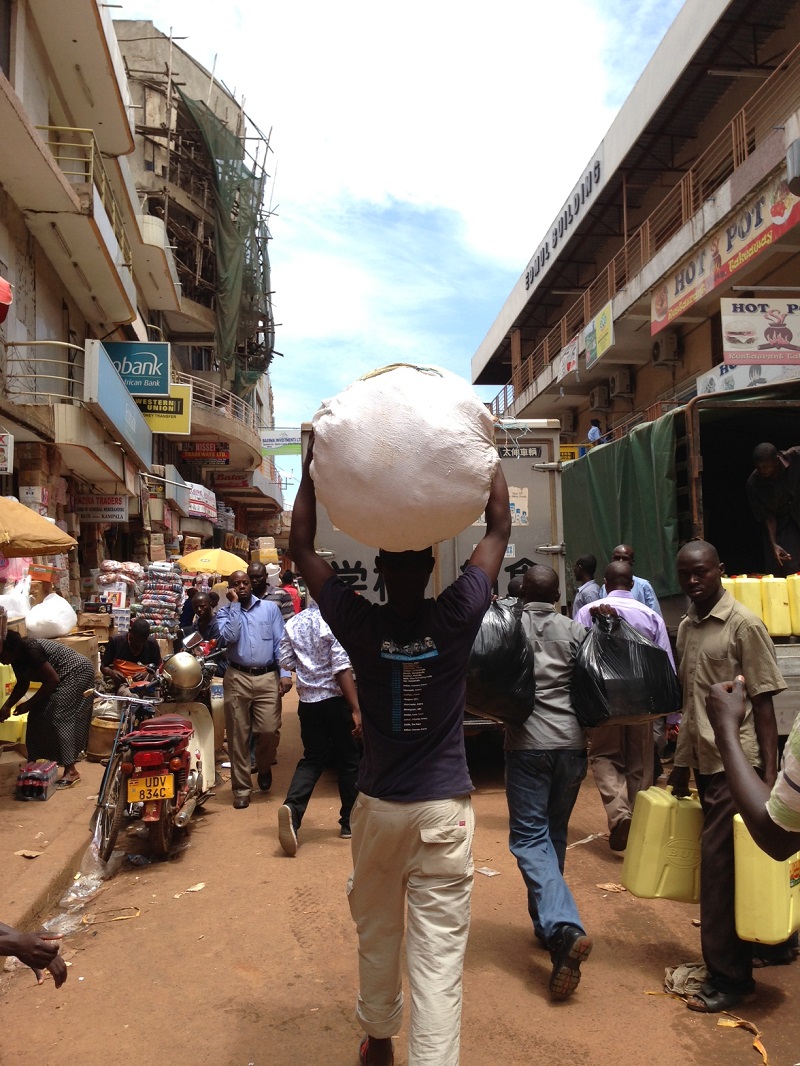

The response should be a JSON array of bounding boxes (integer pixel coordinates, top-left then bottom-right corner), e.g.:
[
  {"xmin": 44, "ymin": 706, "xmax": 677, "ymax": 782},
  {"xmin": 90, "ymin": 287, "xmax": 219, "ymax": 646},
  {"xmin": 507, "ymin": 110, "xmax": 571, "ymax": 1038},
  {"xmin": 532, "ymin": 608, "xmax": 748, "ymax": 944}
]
[
  {"xmin": 574, "ymin": 560, "xmax": 676, "ymax": 851},
  {"xmin": 290, "ymin": 437, "xmax": 510, "ymax": 1066}
]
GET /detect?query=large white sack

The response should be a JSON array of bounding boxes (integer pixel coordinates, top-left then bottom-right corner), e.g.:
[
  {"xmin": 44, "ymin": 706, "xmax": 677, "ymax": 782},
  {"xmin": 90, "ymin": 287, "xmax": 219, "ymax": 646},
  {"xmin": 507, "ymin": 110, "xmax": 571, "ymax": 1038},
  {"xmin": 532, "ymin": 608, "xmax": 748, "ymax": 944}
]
[
  {"xmin": 311, "ymin": 364, "xmax": 498, "ymax": 551},
  {"xmin": 26, "ymin": 592, "xmax": 77, "ymax": 638}
]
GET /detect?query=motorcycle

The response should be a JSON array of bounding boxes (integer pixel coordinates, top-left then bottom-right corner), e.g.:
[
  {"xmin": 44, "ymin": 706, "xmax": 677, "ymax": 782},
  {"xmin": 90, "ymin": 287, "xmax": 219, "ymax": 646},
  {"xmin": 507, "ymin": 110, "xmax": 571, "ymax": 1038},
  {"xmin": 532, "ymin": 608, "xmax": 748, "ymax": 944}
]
[{"xmin": 91, "ymin": 634, "xmax": 220, "ymax": 859}]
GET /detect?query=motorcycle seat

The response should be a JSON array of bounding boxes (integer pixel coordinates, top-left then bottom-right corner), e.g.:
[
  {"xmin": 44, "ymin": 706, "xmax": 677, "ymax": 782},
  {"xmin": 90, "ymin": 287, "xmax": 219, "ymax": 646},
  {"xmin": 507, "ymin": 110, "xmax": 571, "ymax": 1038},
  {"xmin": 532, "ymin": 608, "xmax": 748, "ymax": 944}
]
[{"xmin": 139, "ymin": 716, "xmax": 193, "ymax": 731}]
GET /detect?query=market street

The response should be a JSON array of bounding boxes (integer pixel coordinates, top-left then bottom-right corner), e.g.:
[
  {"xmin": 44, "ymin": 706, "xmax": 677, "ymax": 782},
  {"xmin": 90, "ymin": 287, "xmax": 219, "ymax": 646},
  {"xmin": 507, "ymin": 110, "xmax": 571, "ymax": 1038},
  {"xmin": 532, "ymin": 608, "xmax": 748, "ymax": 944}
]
[{"xmin": 1, "ymin": 692, "xmax": 798, "ymax": 1066}]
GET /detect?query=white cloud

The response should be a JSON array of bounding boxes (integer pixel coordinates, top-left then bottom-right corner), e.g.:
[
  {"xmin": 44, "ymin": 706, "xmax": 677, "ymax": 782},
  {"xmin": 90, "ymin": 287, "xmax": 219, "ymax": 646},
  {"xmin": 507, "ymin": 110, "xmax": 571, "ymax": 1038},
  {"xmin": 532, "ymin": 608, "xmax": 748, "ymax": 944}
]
[{"xmin": 120, "ymin": 0, "xmax": 686, "ymax": 500}]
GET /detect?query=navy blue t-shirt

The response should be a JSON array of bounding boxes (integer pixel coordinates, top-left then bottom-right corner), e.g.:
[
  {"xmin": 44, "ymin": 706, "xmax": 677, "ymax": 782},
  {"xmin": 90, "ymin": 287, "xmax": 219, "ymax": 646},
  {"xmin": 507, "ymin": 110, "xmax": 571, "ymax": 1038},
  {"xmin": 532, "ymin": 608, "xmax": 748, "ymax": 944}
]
[{"xmin": 317, "ymin": 565, "xmax": 491, "ymax": 802}]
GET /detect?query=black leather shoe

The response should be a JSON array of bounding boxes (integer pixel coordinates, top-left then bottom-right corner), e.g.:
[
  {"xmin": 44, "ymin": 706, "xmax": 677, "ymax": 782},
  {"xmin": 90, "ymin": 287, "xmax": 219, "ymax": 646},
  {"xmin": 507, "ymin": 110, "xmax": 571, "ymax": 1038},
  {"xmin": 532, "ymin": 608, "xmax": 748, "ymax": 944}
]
[
  {"xmin": 258, "ymin": 769, "xmax": 272, "ymax": 792},
  {"xmin": 233, "ymin": 796, "xmax": 250, "ymax": 809}
]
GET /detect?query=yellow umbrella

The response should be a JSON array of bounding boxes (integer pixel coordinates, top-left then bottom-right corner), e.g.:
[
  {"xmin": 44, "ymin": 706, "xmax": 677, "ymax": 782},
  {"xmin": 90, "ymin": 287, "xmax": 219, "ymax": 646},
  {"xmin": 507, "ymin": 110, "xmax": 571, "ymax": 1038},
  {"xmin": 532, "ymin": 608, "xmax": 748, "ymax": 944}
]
[
  {"xmin": 177, "ymin": 547, "xmax": 247, "ymax": 576},
  {"xmin": 0, "ymin": 497, "xmax": 77, "ymax": 558}
]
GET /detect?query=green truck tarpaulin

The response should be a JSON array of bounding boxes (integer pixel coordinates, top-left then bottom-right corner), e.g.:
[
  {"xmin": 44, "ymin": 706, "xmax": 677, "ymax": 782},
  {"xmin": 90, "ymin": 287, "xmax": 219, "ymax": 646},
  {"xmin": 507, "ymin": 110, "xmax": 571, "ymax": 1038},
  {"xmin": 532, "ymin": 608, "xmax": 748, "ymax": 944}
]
[{"xmin": 562, "ymin": 412, "xmax": 680, "ymax": 598}]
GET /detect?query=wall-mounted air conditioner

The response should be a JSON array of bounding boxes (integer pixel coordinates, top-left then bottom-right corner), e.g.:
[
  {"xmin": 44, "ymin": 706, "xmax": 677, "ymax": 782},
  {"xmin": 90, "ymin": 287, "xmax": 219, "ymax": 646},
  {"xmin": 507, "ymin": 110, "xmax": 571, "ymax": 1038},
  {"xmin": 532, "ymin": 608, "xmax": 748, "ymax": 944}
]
[
  {"xmin": 559, "ymin": 410, "xmax": 576, "ymax": 434},
  {"xmin": 609, "ymin": 368, "xmax": 632, "ymax": 398},
  {"xmin": 652, "ymin": 330, "xmax": 680, "ymax": 366},
  {"xmin": 589, "ymin": 385, "xmax": 610, "ymax": 412}
]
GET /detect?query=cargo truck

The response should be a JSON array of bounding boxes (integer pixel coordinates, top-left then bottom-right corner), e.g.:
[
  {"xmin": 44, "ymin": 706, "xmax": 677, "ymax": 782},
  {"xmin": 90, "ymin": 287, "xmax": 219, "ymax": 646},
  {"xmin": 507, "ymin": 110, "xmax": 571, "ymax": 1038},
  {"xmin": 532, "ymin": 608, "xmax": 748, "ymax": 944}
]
[
  {"xmin": 560, "ymin": 377, "xmax": 800, "ymax": 733},
  {"xmin": 299, "ymin": 419, "xmax": 566, "ymax": 731}
]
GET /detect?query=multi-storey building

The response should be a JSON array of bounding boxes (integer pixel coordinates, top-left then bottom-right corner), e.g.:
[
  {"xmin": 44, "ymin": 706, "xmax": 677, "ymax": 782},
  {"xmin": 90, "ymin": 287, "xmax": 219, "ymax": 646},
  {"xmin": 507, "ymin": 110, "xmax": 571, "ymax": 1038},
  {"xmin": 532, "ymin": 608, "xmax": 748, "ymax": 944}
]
[
  {"xmin": 473, "ymin": 0, "xmax": 800, "ymax": 448},
  {"xmin": 0, "ymin": 2, "xmax": 281, "ymax": 597}
]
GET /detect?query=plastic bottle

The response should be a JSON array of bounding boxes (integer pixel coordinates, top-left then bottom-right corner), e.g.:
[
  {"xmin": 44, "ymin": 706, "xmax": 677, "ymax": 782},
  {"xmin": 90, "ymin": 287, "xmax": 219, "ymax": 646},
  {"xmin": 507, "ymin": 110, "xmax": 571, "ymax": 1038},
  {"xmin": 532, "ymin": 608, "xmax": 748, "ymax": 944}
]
[{"xmin": 761, "ymin": 575, "xmax": 792, "ymax": 637}]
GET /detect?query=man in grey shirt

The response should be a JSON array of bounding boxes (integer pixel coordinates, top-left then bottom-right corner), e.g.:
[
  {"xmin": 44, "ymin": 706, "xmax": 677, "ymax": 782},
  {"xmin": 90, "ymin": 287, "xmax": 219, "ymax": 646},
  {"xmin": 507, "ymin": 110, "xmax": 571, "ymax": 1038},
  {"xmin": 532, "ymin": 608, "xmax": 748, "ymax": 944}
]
[{"xmin": 504, "ymin": 564, "xmax": 592, "ymax": 1001}]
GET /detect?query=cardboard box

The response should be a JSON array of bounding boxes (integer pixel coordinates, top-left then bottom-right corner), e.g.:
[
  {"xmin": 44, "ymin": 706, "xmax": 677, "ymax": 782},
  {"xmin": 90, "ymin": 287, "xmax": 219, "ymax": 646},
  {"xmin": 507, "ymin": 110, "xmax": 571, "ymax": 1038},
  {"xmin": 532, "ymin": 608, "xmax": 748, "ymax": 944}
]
[
  {"xmin": 18, "ymin": 469, "xmax": 49, "ymax": 486},
  {"xmin": 150, "ymin": 545, "xmax": 167, "ymax": 562},
  {"xmin": 52, "ymin": 632, "xmax": 99, "ymax": 667},
  {"xmin": 183, "ymin": 535, "xmax": 202, "ymax": 554},
  {"xmin": 77, "ymin": 612, "xmax": 113, "ymax": 629},
  {"xmin": 150, "ymin": 533, "xmax": 165, "ymax": 546},
  {"xmin": 250, "ymin": 548, "xmax": 279, "ymax": 564},
  {"xmin": 255, "ymin": 536, "xmax": 275, "ymax": 550}
]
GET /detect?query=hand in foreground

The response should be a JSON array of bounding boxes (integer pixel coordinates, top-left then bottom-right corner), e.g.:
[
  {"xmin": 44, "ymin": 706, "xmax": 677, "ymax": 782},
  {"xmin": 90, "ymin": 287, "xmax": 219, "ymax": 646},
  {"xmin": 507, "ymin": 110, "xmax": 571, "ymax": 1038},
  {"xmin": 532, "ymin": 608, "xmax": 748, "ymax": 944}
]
[
  {"xmin": 226, "ymin": 587, "xmax": 239, "ymax": 602},
  {"xmin": 667, "ymin": 765, "xmax": 691, "ymax": 797},
  {"xmin": 7, "ymin": 930, "xmax": 67, "ymax": 987},
  {"xmin": 279, "ymin": 677, "xmax": 293, "ymax": 696},
  {"xmin": 774, "ymin": 543, "xmax": 792, "ymax": 566},
  {"xmin": 705, "ymin": 676, "xmax": 747, "ymax": 737}
]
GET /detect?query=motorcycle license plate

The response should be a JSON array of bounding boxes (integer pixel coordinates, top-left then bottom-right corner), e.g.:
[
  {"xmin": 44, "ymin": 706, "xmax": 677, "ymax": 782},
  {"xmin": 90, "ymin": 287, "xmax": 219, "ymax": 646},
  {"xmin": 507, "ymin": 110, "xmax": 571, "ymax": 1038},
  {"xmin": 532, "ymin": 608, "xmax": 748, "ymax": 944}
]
[{"xmin": 127, "ymin": 774, "xmax": 174, "ymax": 802}]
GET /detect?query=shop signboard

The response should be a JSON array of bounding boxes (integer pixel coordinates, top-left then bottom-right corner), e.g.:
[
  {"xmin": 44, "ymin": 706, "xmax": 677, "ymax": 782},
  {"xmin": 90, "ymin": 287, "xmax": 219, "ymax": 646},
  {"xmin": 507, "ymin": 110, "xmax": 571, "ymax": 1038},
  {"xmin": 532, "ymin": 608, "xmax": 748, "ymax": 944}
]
[
  {"xmin": 84, "ymin": 341, "xmax": 153, "ymax": 469},
  {"xmin": 260, "ymin": 429, "xmax": 301, "ymax": 456},
  {"xmin": 186, "ymin": 482, "xmax": 217, "ymax": 521},
  {"xmin": 560, "ymin": 445, "xmax": 581, "ymax": 463},
  {"xmin": 103, "ymin": 342, "xmax": 170, "ymax": 396},
  {"xmin": 652, "ymin": 167, "xmax": 800, "ymax": 335},
  {"xmin": 720, "ymin": 296, "xmax": 800, "ymax": 364},
  {"xmin": 0, "ymin": 433, "xmax": 14, "ymax": 474},
  {"xmin": 557, "ymin": 335, "xmax": 580, "ymax": 381},
  {"xmin": 76, "ymin": 494, "xmax": 130, "ymax": 523},
  {"xmin": 214, "ymin": 472, "xmax": 252, "ymax": 490},
  {"xmin": 179, "ymin": 441, "xmax": 230, "ymax": 465},
  {"xmin": 135, "ymin": 384, "xmax": 193, "ymax": 435},
  {"xmin": 696, "ymin": 361, "xmax": 800, "ymax": 395},
  {"xmin": 584, "ymin": 302, "xmax": 614, "ymax": 369}
]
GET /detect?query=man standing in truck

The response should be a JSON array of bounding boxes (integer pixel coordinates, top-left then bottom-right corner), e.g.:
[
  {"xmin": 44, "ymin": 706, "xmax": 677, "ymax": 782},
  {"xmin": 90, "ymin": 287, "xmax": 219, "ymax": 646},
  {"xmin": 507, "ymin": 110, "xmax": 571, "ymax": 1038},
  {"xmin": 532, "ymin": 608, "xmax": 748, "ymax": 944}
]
[
  {"xmin": 746, "ymin": 442, "xmax": 800, "ymax": 576},
  {"xmin": 668, "ymin": 539, "xmax": 785, "ymax": 1014}
]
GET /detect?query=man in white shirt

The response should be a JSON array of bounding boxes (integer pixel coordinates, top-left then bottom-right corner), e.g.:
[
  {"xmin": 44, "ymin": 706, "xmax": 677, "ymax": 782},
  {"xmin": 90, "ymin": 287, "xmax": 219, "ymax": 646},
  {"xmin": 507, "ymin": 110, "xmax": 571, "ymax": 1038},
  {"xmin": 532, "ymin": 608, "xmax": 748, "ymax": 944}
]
[{"xmin": 276, "ymin": 601, "xmax": 361, "ymax": 855}]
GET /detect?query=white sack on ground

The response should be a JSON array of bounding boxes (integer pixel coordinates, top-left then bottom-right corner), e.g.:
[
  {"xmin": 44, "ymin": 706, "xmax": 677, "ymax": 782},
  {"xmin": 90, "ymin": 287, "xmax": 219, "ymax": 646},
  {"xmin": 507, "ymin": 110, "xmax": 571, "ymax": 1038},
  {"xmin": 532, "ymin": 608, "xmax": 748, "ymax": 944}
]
[{"xmin": 311, "ymin": 364, "xmax": 498, "ymax": 551}]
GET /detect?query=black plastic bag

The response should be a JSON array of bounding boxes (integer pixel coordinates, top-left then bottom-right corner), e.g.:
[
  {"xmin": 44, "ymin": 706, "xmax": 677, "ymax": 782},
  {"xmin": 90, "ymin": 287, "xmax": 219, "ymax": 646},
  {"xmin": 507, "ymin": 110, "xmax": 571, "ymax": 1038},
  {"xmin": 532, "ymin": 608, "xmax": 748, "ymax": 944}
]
[
  {"xmin": 570, "ymin": 614, "xmax": 682, "ymax": 727},
  {"xmin": 466, "ymin": 602, "xmax": 535, "ymax": 726}
]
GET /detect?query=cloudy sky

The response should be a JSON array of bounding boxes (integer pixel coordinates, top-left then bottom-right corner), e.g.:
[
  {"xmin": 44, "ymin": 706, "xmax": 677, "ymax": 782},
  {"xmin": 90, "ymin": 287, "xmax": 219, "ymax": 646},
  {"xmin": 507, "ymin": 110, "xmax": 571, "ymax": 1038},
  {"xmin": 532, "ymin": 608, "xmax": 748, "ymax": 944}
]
[{"xmin": 122, "ymin": 0, "xmax": 685, "ymax": 499}]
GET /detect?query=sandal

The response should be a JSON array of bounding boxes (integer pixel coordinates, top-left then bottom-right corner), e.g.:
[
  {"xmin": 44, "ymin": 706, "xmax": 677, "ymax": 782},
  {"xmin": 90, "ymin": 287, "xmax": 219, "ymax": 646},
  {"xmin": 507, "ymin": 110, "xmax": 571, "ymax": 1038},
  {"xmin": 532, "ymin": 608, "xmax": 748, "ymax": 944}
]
[
  {"xmin": 55, "ymin": 776, "xmax": 81, "ymax": 790},
  {"xmin": 685, "ymin": 985, "xmax": 755, "ymax": 1013}
]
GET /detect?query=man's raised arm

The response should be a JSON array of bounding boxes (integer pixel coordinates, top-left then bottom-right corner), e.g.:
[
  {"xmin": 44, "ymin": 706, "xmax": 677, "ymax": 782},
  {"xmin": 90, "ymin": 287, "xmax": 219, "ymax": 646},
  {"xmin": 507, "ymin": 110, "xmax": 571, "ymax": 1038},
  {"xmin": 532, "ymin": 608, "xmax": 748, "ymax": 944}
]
[
  {"xmin": 469, "ymin": 464, "xmax": 511, "ymax": 584},
  {"xmin": 289, "ymin": 437, "xmax": 336, "ymax": 603}
]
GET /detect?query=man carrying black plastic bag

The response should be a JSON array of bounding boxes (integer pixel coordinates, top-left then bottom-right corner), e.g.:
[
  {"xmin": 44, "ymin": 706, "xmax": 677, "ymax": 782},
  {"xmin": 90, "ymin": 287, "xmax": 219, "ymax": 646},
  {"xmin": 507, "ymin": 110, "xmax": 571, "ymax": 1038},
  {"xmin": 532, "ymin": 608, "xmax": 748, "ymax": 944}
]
[{"xmin": 573, "ymin": 562, "xmax": 680, "ymax": 851}]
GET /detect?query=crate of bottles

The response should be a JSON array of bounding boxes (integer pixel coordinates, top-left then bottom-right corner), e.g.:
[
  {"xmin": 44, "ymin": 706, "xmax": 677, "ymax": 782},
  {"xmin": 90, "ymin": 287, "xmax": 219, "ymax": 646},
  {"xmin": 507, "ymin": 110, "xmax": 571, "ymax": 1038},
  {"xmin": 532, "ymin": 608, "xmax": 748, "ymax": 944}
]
[{"xmin": 15, "ymin": 760, "xmax": 58, "ymax": 801}]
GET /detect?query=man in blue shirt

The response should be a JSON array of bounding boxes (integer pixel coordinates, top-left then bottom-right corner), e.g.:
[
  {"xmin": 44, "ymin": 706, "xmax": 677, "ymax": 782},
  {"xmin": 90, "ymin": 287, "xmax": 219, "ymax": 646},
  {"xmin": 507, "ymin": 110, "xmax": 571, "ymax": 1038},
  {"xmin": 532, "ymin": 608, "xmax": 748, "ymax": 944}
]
[
  {"xmin": 216, "ymin": 570, "xmax": 292, "ymax": 809},
  {"xmin": 599, "ymin": 544, "xmax": 661, "ymax": 615}
]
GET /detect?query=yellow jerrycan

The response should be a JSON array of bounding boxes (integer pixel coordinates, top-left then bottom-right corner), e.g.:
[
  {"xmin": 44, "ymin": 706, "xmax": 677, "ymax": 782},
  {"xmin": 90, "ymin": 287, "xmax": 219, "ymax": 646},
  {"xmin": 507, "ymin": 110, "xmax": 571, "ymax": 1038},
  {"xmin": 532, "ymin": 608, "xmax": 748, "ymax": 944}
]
[
  {"xmin": 787, "ymin": 573, "xmax": 800, "ymax": 636},
  {"xmin": 732, "ymin": 575, "xmax": 763, "ymax": 619},
  {"xmin": 761, "ymin": 575, "xmax": 792, "ymax": 637},
  {"xmin": 622, "ymin": 785, "xmax": 703, "ymax": 904},
  {"xmin": 734, "ymin": 813, "xmax": 800, "ymax": 944}
]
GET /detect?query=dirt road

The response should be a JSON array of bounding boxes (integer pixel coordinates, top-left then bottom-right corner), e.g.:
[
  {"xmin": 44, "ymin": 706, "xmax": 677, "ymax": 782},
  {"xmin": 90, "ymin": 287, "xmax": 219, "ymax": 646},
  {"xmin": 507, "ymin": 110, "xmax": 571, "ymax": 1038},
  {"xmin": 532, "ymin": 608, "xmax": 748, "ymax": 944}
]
[{"xmin": 1, "ymin": 694, "xmax": 797, "ymax": 1066}]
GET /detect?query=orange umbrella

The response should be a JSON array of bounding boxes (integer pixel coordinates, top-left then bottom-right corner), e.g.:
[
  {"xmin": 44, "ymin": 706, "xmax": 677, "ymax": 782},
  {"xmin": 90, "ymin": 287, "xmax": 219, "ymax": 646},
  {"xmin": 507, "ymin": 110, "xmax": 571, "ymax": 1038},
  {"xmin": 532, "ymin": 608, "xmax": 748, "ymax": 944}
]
[{"xmin": 0, "ymin": 496, "xmax": 76, "ymax": 557}]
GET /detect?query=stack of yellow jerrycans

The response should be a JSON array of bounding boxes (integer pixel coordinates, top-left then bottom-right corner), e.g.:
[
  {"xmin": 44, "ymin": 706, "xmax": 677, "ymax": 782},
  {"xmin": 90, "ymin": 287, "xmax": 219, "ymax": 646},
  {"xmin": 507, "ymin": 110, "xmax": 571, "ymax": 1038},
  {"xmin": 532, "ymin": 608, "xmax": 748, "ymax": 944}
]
[{"xmin": 622, "ymin": 785, "xmax": 800, "ymax": 945}]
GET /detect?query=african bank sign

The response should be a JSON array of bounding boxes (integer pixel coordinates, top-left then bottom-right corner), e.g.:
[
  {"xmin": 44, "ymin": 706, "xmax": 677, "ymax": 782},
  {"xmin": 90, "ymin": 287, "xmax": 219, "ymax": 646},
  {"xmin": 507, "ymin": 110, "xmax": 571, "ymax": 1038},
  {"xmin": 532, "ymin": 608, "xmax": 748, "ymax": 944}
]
[{"xmin": 103, "ymin": 342, "xmax": 171, "ymax": 396}]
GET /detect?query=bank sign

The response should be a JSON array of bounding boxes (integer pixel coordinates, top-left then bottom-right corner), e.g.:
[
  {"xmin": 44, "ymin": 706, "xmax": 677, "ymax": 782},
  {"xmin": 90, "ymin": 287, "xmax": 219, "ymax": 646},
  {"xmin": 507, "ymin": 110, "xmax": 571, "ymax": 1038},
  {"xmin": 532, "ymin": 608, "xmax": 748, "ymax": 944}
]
[{"xmin": 103, "ymin": 342, "xmax": 170, "ymax": 396}]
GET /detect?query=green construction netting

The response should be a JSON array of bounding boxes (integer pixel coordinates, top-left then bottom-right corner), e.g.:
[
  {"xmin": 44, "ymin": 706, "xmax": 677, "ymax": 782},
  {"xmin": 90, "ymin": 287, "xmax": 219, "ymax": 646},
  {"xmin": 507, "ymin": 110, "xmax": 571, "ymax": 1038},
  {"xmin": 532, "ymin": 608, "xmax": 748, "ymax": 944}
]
[
  {"xmin": 178, "ymin": 89, "xmax": 274, "ymax": 392},
  {"xmin": 562, "ymin": 412, "xmax": 680, "ymax": 598}
]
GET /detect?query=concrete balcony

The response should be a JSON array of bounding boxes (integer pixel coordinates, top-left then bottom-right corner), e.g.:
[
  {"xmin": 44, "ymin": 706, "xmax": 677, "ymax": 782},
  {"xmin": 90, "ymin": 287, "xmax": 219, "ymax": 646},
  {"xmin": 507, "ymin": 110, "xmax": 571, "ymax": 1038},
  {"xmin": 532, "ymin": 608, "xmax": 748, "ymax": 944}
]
[
  {"xmin": 171, "ymin": 371, "xmax": 263, "ymax": 472},
  {"xmin": 0, "ymin": 90, "xmax": 136, "ymax": 327},
  {"xmin": 134, "ymin": 215, "xmax": 182, "ymax": 313},
  {"xmin": 27, "ymin": 0, "xmax": 134, "ymax": 157}
]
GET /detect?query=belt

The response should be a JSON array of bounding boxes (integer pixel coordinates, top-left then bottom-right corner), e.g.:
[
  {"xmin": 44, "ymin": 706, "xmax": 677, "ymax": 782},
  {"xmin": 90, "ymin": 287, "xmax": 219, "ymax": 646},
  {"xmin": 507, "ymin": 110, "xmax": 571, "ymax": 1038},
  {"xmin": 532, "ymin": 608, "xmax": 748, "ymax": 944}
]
[{"xmin": 228, "ymin": 661, "xmax": 275, "ymax": 676}]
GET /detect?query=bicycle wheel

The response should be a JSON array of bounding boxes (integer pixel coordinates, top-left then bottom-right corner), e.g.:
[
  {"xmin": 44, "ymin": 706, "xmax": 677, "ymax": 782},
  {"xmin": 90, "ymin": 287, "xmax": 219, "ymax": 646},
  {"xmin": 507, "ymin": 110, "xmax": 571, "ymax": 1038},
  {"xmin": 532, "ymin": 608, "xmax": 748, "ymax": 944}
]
[{"xmin": 97, "ymin": 753, "xmax": 127, "ymax": 863}]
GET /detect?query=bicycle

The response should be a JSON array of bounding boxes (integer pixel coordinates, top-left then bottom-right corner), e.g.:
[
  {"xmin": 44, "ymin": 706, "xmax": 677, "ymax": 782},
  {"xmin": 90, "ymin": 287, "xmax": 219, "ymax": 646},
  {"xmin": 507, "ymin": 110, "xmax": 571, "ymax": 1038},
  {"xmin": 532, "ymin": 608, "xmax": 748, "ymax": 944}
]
[{"xmin": 87, "ymin": 686, "xmax": 161, "ymax": 862}]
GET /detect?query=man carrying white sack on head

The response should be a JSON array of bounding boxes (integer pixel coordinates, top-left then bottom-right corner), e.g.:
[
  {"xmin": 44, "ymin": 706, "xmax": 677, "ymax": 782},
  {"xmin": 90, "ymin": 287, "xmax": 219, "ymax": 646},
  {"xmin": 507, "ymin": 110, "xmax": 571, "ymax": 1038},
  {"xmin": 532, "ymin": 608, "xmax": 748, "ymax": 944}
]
[{"xmin": 291, "ymin": 428, "xmax": 510, "ymax": 1066}]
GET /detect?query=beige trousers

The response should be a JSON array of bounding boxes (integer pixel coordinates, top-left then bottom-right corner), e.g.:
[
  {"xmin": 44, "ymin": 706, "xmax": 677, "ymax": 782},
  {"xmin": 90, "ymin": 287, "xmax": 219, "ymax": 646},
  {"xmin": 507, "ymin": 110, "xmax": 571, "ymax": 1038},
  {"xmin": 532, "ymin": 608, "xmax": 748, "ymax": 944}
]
[
  {"xmin": 222, "ymin": 668, "xmax": 281, "ymax": 797},
  {"xmin": 346, "ymin": 793, "xmax": 474, "ymax": 1066},
  {"xmin": 588, "ymin": 720, "xmax": 654, "ymax": 830}
]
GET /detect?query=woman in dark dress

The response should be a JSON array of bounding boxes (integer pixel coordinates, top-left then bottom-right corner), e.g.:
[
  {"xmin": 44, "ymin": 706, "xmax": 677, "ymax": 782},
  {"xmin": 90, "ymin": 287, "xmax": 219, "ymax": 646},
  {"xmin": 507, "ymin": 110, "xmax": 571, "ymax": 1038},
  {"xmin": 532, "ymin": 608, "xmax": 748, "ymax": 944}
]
[{"xmin": 0, "ymin": 630, "xmax": 95, "ymax": 788}]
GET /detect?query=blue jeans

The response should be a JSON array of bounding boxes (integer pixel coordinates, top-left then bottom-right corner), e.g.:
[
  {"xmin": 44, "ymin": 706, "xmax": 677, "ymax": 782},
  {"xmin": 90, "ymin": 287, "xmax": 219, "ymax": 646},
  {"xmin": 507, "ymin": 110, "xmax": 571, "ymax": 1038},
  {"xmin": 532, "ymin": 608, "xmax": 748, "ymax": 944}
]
[{"xmin": 505, "ymin": 748, "xmax": 588, "ymax": 945}]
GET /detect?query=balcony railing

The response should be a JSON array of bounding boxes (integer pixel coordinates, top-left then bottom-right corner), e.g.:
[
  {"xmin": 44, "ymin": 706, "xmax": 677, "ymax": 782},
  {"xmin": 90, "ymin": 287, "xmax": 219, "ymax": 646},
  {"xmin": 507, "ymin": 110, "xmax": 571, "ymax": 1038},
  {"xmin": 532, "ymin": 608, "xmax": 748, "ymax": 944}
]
[
  {"xmin": 2, "ymin": 342, "xmax": 85, "ymax": 403},
  {"xmin": 491, "ymin": 37, "xmax": 800, "ymax": 417},
  {"xmin": 35, "ymin": 125, "xmax": 132, "ymax": 267},
  {"xmin": 174, "ymin": 371, "xmax": 259, "ymax": 435}
]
